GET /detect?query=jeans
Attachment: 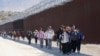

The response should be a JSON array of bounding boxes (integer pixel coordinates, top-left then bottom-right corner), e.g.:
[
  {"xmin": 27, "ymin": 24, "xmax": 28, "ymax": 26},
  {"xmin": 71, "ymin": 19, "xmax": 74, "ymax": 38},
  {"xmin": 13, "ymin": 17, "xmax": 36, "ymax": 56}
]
[
  {"xmin": 48, "ymin": 39, "xmax": 52, "ymax": 49},
  {"xmin": 40, "ymin": 38, "xmax": 44, "ymax": 48}
]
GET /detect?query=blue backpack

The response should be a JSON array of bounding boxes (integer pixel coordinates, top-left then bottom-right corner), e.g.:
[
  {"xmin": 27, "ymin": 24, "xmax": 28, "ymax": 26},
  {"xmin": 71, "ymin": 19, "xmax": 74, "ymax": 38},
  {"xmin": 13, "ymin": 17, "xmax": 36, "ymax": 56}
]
[{"xmin": 77, "ymin": 32, "xmax": 84, "ymax": 40}]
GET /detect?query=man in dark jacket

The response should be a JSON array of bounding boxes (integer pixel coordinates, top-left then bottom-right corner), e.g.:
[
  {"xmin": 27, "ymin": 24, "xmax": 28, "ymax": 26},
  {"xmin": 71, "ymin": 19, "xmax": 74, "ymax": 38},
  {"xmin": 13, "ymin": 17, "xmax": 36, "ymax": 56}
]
[
  {"xmin": 70, "ymin": 25, "xmax": 79, "ymax": 53},
  {"xmin": 27, "ymin": 31, "xmax": 32, "ymax": 44},
  {"xmin": 56, "ymin": 26, "xmax": 64, "ymax": 52}
]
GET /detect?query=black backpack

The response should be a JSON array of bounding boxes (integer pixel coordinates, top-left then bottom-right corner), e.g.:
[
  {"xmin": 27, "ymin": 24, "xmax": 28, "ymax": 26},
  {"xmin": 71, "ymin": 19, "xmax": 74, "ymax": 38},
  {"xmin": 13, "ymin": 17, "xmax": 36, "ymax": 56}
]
[{"xmin": 70, "ymin": 31, "xmax": 78, "ymax": 41}]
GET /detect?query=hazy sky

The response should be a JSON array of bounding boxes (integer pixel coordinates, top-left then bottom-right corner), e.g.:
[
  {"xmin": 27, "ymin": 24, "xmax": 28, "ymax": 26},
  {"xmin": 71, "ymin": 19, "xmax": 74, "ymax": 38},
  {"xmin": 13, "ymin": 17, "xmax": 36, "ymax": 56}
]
[{"xmin": 0, "ymin": 0, "xmax": 42, "ymax": 12}]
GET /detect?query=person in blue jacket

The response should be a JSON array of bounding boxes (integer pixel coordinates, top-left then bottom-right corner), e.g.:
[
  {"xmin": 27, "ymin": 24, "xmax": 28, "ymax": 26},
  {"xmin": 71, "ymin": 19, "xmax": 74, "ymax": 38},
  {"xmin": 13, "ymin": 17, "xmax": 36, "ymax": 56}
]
[{"xmin": 76, "ymin": 29, "xmax": 84, "ymax": 53}]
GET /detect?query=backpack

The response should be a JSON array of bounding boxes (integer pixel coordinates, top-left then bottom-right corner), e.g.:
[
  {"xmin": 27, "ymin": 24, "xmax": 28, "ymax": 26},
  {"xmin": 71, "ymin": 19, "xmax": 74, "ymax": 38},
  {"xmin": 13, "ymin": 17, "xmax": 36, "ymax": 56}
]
[
  {"xmin": 70, "ymin": 31, "xmax": 78, "ymax": 41},
  {"xmin": 77, "ymin": 32, "xmax": 84, "ymax": 40}
]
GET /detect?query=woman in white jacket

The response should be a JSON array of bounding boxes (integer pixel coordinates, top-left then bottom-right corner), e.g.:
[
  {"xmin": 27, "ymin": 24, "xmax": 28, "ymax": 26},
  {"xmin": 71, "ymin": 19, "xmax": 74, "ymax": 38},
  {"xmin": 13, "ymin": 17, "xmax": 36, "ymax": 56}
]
[
  {"xmin": 46, "ymin": 26, "xmax": 54, "ymax": 49},
  {"xmin": 60, "ymin": 27, "xmax": 70, "ymax": 55}
]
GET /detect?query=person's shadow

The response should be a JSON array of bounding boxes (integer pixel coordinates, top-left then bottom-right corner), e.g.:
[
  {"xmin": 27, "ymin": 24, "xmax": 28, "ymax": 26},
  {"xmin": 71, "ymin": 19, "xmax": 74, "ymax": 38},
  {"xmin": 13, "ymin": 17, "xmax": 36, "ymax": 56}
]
[{"xmin": 5, "ymin": 37, "xmax": 92, "ymax": 56}]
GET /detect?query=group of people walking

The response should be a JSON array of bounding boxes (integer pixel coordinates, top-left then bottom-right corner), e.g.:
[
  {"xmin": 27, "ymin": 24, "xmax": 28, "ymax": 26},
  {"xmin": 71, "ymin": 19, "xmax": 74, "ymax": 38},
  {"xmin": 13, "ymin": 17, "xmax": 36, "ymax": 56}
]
[
  {"xmin": 20, "ymin": 26, "xmax": 55, "ymax": 49},
  {"xmin": 32, "ymin": 26, "xmax": 54, "ymax": 49},
  {"xmin": 56, "ymin": 25, "xmax": 84, "ymax": 55},
  {"xmin": 0, "ymin": 25, "xmax": 84, "ymax": 55}
]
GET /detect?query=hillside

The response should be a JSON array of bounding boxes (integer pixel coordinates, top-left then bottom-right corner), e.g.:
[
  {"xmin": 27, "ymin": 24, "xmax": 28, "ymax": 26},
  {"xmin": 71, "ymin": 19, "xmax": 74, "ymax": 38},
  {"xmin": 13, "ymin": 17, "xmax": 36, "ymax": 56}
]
[{"xmin": 0, "ymin": 11, "xmax": 20, "ymax": 21}]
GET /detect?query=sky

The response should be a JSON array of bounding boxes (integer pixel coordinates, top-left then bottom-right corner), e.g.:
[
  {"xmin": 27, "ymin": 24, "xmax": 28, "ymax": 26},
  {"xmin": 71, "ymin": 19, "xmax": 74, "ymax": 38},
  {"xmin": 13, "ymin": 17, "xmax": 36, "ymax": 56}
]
[{"xmin": 0, "ymin": 0, "xmax": 42, "ymax": 12}]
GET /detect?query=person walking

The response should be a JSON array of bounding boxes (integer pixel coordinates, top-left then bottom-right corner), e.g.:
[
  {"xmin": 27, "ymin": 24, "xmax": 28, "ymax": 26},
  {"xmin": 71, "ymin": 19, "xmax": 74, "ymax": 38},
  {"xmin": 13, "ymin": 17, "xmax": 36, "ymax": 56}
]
[
  {"xmin": 20, "ymin": 31, "xmax": 25, "ymax": 40},
  {"xmin": 44, "ymin": 30, "xmax": 48, "ymax": 48},
  {"xmin": 16, "ymin": 30, "xmax": 21, "ymax": 40},
  {"xmin": 76, "ymin": 29, "xmax": 84, "ymax": 53},
  {"xmin": 26, "ymin": 31, "xmax": 32, "ymax": 44},
  {"xmin": 37, "ymin": 28, "xmax": 44, "ymax": 48},
  {"xmin": 13, "ymin": 31, "xmax": 17, "ymax": 40},
  {"xmin": 60, "ymin": 27, "xmax": 70, "ymax": 55},
  {"xmin": 70, "ymin": 25, "xmax": 79, "ymax": 53},
  {"xmin": 46, "ymin": 26, "xmax": 54, "ymax": 49},
  {"xmin": 55, "ymin": 26, "xmax": 63, "ymax": 52},
  {"xmin": 33, "ymin": 29, "xmax": 38, "ymax": 44}
]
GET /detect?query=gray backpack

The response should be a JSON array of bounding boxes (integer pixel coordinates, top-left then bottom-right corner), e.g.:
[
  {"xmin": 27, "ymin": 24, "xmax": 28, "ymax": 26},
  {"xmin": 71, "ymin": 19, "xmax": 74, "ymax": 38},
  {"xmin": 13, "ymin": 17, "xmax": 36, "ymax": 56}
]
[{"xmin": 70, "ymin": 31, "xmax": 78, "ymax": 41}]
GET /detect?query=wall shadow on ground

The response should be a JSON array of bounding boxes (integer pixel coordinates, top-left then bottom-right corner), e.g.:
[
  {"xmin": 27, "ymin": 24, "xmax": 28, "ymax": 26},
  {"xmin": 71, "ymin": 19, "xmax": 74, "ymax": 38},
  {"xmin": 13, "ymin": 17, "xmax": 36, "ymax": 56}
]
[{"xmin": 3, "ymin": 36, "xmax": 92, "ymax": 56}]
